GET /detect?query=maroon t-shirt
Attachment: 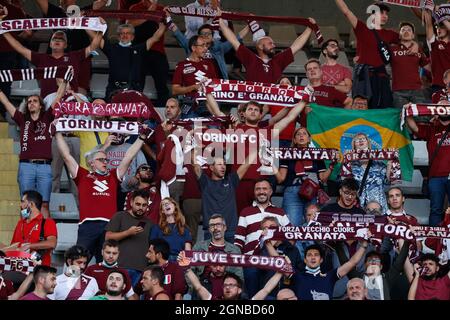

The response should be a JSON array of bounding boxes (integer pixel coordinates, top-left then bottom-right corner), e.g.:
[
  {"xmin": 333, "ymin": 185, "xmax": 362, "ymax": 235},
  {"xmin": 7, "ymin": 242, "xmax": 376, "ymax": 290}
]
[
  {"xmin": 416, "ymin": 122, "xmax": 450, "ymax": 177},
  {"xmin": 20, "ymin": 292, "xmax": 49, "ymax": 300},
  {"xmin": 321, "ymin": 63, "xmax": 352, "ymax": 86},
  {"xmin": 415, "ymin": 276, "xmax": 450, "ymax": 300},
  {"xmin": 182, "ymin": 164, "xmax": 201, "ymax": 200},
  {"xmin": 84, "ymin": 263, "xmax": 133, "ymax": 296},
  {"xmin": 172, "ymin": 58, "xmax": 219, "ymax": 98},
  {"xmin": 430, "ymin": 39, "xmax": 450, "ymax": 87},
  {"xmin": 354, "ymin": 20, "xmax": 399, "ymax": 68},
  {"xmin": 236, "ymin": 45, "xmax": 294, "ymax": 83},
  {"xmin": 391, "ymin": 43, "xmax": 429, "ymax": 91},
  {"xmin": 31, "ymin": 49, "xmax": 86, "ymax": 98},
  {"xmin": 312, "ymin": 84, "xmax": 348, "ymax": 107},
  {"xmin": 13, "ymin": 109, "xmax": 54, "ymax": 160},
  {"xmin": 0, "ymin": 0, "xmax": 27, "ymax": 52},
  {"xmin": 431, "ymin": 89, "xmax": 450, "ymax": 103}
]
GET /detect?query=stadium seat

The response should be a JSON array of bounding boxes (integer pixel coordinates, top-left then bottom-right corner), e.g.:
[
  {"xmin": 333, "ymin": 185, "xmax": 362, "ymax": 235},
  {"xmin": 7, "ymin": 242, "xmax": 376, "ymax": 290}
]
[
  {"xmin": 166, "ymin": 47, "xmax": 187, "ymax": 71},
  {"xmin": 49, "ymin": 192, "xmax": 79, "ymax": 221},
  {"xmin": 391, "ymin": 169, "xmax": 423, "ymax": 195},
  {"xmin": 349, "ymin": 28, "xmax": 357, "ymax": 49},
  {"xmin": 233, "ymin": 23, "xmax": 255, "ymax": 47},
  {"xmin": 54, "ymin": 223, "xmax": 78, "ymax": 252},
  {"xmin": 284, "ymin": 50, "xmax": 309, "ymax": 75},
  {"xmin": 310, "ymin": 26, "xmax": 345, "ymax": 49},
  {"xmin": 412, "ymin": 140, "xmax": 429, "ymax": 166},
  {"xmin": 142, "ymin": 76, "xmax": 158, "ymax": 100},
  {"xmin": 404, "ymin": 198, "xmax": 430, "ymax": 225},
  {"xmin": 10, "ymin": 80, "xmax": 41, "ymax": 97},
  {"xmin": 319, "ymin": 51, "xmax": 350, "ymax": 67},
  {"xmin": 91, "ymin": 49, "xmax": 109, "ymax": 69},
  {"xmin": 90, "ymin": 73, "xmax": 108, "ymax": 99},
  {"xmin": 268, "ymin": 25, "xmax": 298, "ymax": 48}
]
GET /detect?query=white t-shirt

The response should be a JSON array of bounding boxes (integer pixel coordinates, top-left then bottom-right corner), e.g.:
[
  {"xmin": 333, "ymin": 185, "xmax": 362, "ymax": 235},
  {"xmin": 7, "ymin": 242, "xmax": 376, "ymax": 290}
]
[{"xmin": 48, "ymin": 273, "xmax": 99, "ymax": 300}]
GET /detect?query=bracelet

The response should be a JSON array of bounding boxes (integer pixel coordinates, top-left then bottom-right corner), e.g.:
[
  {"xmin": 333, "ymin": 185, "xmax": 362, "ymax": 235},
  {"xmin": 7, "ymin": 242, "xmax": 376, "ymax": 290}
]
[{"xmin": 138, "ymin": 136, "xmax": 146, "ymax": 141}]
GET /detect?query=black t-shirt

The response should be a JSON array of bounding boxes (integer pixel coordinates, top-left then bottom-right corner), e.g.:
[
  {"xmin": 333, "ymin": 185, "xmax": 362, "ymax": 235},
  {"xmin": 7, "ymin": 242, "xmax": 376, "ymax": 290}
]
[
  {"xmin": 102, "ymin": 40, "xmax": 147, "ymax": 84},
  {"xmin": 321, "ymin": 202, "xmax": 366, "ymax": 215},
  {"xmin": 46, "ymin": 3, "xmax": 92, "ymax": 51},
  {"xmin": 280, "ymin": 159, "xmax": 326, "ymax": 186}
]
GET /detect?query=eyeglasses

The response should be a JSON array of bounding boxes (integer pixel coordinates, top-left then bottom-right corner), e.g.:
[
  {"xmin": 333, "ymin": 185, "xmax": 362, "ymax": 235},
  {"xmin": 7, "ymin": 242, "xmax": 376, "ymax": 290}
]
[
  {"xmin": 139, "ymin": 166, "xmax": 151, "ymax": 171},
  {"xmin": 367, "ymin": 258, "xmax": 381, "ymax": 264},
  {"xmin": 200, "ymin": 32, "xmax": 213, "ymax": 36},
  {"xmin": 119, "ymin": 31, "xmax": 133, "ymax": 35},
  {"xmin": 223, "ymin": 283, "xmax": 238, "ymax": 288},
  {"xmin": 354, "ymin": 137, "xmax": 367, "ymax": 143},
  {"xmin": 342, "ymin": 190, "xmax": 357, "ymax": 198},
  {"xmin": 209, "ymin": 222, "xmax": 224, "ymax": 229},
  {"xmin": 95, "ymin": 158, "xmax": 109, "ymax": 163}
]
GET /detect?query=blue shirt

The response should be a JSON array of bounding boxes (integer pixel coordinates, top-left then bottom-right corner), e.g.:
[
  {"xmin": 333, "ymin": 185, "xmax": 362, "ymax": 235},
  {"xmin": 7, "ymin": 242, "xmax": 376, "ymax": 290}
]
[
  {"xmin": 293, "ymin": 268, "xmax": 340, "ymax": 300},
  {"xmin": 150, "ymin": 223, "xmax": 192, "ymax": 260}
]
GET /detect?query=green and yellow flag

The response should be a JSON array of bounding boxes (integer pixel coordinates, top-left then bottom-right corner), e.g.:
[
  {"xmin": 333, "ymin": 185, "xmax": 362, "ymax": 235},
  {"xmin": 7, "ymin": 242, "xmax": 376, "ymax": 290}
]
[{"xmin": 307, "ymin": 104, "xmax": 414, "ymax": 181}]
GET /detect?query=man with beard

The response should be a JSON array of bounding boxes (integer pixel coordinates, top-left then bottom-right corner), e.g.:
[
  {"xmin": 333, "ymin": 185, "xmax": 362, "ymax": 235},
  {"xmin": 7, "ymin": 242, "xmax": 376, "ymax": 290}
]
[
  {"xmin": 218, "ymin": 13, "xmax": 315, "ymax": 84},
  {"xmin": 178, "ymin": 251, "xmax": 289, "ymax": 300},
  {"xmin": 49, "ymin": 245, "xmax": 99, "ymax": 300},
  {"xmin": 336, "ymin": 239, "xmax": 410, "ymax": 300},
  {"xmin": 192, "ymin": 214, "xmax": 244, "ymax": 284},
  {"xmin": 84, "ymin": 239, "xmax": 135, "ymax": 298},
  {"xmin": 321, "ymin": 39, "xmax": 352, "ymax": 94},
  {"xmin": 105, "ymin": 189, "xmax": 153, "ymax": 287},
  {"xmin": 140, "ymin": 266, "xmax": 170, "ymax": 300},
  {"xmin": 305, "ymin": 59, "xmax": 352, "ymax": 108},
  {"xmin": 123, "ymin": 164, "xmax": 161, "ymax": 223},
  {"xmin": 132, "ymin": 238, "xmax": 186, "ymax": 300},
  {"xmin": 346, "ymin": 278, "xmax": 367, "ymax": 300},
  {"xmin": 20, "ymin": 265, "xmax": 57, "ymax": 300},
  {"xmin": 405, "ymin": 101, "xmax": 450, "ymax": 226},
  {"xmin": 408, "ymin": 253, "xmax": 450, "ymax": 300},
  {"xmin": 234, "ymin": 179, "xmax": 291, "ymax": 297},
  {"xmin": 90, "ymin": 270, "xmax": 128, "ymax": 300}
]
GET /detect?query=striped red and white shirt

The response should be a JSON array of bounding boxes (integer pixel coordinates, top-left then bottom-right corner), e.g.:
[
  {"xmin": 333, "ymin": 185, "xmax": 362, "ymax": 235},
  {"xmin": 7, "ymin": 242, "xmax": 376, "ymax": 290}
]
[{"xmin": 234, "ymin": 202, "xmax": 291, "ymax": 255}]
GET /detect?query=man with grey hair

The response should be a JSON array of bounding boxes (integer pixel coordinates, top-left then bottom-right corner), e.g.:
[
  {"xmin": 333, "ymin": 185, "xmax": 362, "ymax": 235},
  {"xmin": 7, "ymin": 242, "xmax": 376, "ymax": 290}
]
[
  {"xmin": 89, "ymin": 22, "xmax": 166, "ymax": 100},
  {"xmin": 55, "ymin": 126, "xmax": 151, "ymax": 262},
  {"xmin": 346, "ymin": 277, "xmax": 367, "ymax": 300},
  {"xmin": 364, "ymin": 200, "xmax": 383, "ymax": 216}
]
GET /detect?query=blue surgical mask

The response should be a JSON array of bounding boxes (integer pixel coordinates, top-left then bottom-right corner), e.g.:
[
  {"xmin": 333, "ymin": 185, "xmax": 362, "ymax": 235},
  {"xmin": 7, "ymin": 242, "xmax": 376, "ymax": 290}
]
[
  {"xmin": 94, "ymin": 169, "xmax": 109, "ymax": 176},
  {"xmin": 119, "ymin": 42, "xmax": 132, "ymax": 47},
  {"xmin": 20, "ymin": 207, "xmax": 31, "ymax": 219},
  {"xmin": 305, "ymin": 266, "xmax": 321, "ymax": 276}
]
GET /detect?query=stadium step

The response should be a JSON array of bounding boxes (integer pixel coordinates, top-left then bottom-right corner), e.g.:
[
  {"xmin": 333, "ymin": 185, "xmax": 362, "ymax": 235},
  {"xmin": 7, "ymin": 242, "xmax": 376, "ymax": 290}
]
[
  {"xmin": 0, "ymin": 231, "xmax": 13, "ymax": 245},
  {"xmin": 0, "ymin": 138, "xmax": 14, "ymax": 154},
  {"xmin": 0, "ymin": 154, "xmax": 19, "ymax": 171},
  {"xmin": 0, "ymin": 200, "xmax": 20, "ymax": 216},
  {"xmin": 0, "ymin": 123, "xmax": 9, "ymax": 138},
  {"xmin": 0, "ymin": 185, "xmax": 20, "ymax": 201},
  {"xmin": 0, "ymin": 216, "xmax": 19, "ymax": 231},
  {"xmin": 0, "ymin": 171, "xmax": 18, "ymax": 186}
]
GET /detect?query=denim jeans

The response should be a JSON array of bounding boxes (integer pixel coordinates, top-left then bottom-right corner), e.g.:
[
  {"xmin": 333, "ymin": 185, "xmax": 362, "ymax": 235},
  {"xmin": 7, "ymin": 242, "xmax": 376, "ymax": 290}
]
[
  {"xmin": 126, "ymin": 268, "xmax": 142, "ymax": 288},
  {"xmin": 428, "ymin": 176, "xmax": 450, "ymax": 226},
  {"xmin": 18, "ymin": 162, "xmax": 52, "ymax": 202},
  {"xmin": 77, "ymin": 220, "xmax": 108, "ymax": 263}
]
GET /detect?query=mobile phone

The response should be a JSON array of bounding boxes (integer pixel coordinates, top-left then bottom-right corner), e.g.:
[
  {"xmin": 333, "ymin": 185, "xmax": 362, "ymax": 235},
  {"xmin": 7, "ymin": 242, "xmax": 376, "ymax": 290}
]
[{"xmin": 137, "ymin": 221, "xmax": 146, "ymax": 228}]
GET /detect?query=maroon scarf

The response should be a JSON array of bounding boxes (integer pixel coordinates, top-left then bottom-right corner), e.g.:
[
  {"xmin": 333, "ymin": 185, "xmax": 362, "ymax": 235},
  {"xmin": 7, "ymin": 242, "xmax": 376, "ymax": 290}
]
[
  {"xmin": 340, "ymin": 149, "xmax": 401, "ymax": 182},
  {"xmin": 199, "ymin": 79, "xmax": 314, "ymax": 106},
  {"xmin": 402, "ymin": 103, "xmax": 450, "ymax": 127},
  {"xmin": 66, "ymin": 275, "xmax": 92, "ymax": 300},
  {"xmin": 53, "ymin": 101, "xmax": 154, "ymax": 118},
  {"xmin": 0, "ymin": 257, "xmax": 36, "ymax": 273},
  {"xmin": 170, "ymin": 116, "xmax": 232, "ymax": 129},
  {"xmin": 0, "ymin": 65, "xmax": 73, "ymax": 83},
  {"xmin": 184, "ymin": 250, "xmax": 293, "ymax": 274}
]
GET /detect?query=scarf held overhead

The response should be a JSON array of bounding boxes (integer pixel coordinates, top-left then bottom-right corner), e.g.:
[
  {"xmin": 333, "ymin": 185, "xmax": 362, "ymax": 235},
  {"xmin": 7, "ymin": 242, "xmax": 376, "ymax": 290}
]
[
  {"xmin": 53, "ymin": 102, "xmax": 153, "ymax": 118},
  {"xmin": 198, "ymin": 79, "xmax": 314, "ymax": 107},
  {"xmin": 380, "ymin": 0, "xmax": 435, "ymax": 10},
  {"xmin": 0, "ymin": 257, "xmax": 36, "ymax": 274},
  {"xmin": 184, "ymin": 250, "xmax": 293, "ymax": 274},
  {"xmin": 166, "ymin": 6, "xmax": 323, "ymax": 44},
  {"xmin": 433, "ymin": 4, "xmax": 450, "ymax": 24},
  {"xmin": 402, "ymin": 103, "xmax": 450, "ymax": 127},
  {"xmin": 0, "ymin": 65, "xmax": 73, "ymax": 83},
  {"xmin": 340, "ymin": 149, "xmax": 401, "ymax": 182},
  {"xmin": 54, "ymin": 118, "xmax": 141, "ymax": 134},
  {"xmin": 0, "ymin": 17, "xmax": 107, "ymax": 34}
]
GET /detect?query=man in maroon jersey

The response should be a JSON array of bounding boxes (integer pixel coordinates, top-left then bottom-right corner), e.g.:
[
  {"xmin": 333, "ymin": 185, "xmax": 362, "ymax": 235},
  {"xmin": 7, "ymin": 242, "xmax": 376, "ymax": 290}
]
[
  {"xmin": 335, "ymin": 1, "xmax": 399, "ymax": 108},
  {"xmin": 424, "ymin": 10, "xmax": 450, "ymax": 93},
  {"xmin": 84, "ymin": 239, "xmax": 134, "ymax": 298},
  {"xmin": 172, "ymin": 35, "xmax": 219, "ymax": 118},
  {"xmin": 218, "ymin": 13, "xmax": 315, "ymax": 84},
  {"xmin": 432, "ymin": 69, "xmax": 450, "ymax": 103},
  {"xmin": 140, "ymin": 266, "xmax": 170, "ymax": 300},
  {"xmin": 321, "ymin": 39, "xmax": 353, "ymax": 94},
  {"xmin": 305, "ymin": 58, "xmax": 352, "ymax": 108},
  {"xmin": 20, "ymin": 265, "xmax": 57, "ymax": 300},
  {"xmin": 54, "ymin": 125, "xmax": 151, "ymax": 262}
]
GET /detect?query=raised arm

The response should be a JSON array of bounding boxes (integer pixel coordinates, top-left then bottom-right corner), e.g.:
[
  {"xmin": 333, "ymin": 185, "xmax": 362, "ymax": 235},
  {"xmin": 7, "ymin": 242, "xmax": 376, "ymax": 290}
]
[
  {"xmin": 178, "ymin": 251, "xmax": 212, "ymax": 300},
  {"xmin": 252, "ymin": 272, "xmax": 283, "ymax": 300},
  {"xmin": 86, "ymin": 29, "xmax": 105, "ymax": 50},
  {"xmin": 49, "ymin": 79, "xmax": 69, "ymax": 109},
  {"xmin": 273, "ymin": 101, "xmax": 306, "ymax": 132},
  {"xmin": 205, "ymin": 92, "xmax": 225, "ymax": 116},
  {"xmin": 117, "ymin": 134, "xmax": 146, "ymax": 180},
  {"xmin": 407, "ymin": 263, "xmax": 421, "ymax": 300},
  {"xmin": 423, "ymin": 10, "xmax": 435, "ymax": 42},
  {"xmin": 0, "ymin": 89, "xmax": 18, "ymax": 117},
  {"xmin": 146, "ymin": 23, "xmax": 166, "ymax": 51},
  {"xmin": 34, "ymin": 0, "xmax": 49, "ymax": 15},
  {"xmin": 405, "ymin": 115, "xmax": 419, "ymax": 134},
  {"xmin": 335, "ymin": 0, "xmax": 358, "ymax": 29},
  {"xmin": 337, "ymin": 240, "xmax": 368, "ymax": 277},
  {"xmin": 290, "ymin": 18, "xmax": 314, "ymax": 55},
  {"xmin": 219, "ymin": 18, "xmax": 241, "ymax": 51},
  {"xmin": 85, "ymin": 29, "xmax": 104, "ymax": 58},
  {"xmin": 55, "ymin": 132, "xmax": 79, "ymax": 178},
  {"xmin": 236, "ymin": 145, "xmax": 258, "ymax": 180}
]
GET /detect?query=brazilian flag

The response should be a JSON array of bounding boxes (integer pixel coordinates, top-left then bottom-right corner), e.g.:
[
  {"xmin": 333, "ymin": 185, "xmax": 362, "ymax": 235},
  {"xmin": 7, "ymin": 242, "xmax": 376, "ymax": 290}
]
[{"xmin": 307, "ymin": 104, "xmax": 414, "ymax": 181}]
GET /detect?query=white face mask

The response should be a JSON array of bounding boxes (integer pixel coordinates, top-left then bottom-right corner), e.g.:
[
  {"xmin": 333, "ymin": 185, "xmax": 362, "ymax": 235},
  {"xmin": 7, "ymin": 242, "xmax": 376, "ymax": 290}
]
[{"xmin": 119, "ymin": 42, "xmax": 132, "ymax": 47}]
